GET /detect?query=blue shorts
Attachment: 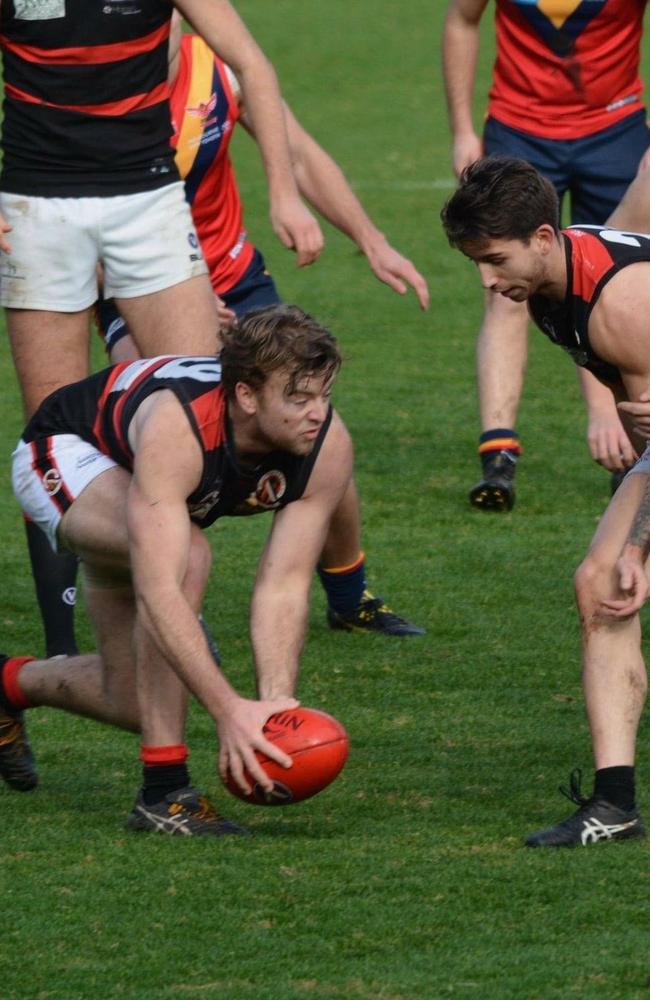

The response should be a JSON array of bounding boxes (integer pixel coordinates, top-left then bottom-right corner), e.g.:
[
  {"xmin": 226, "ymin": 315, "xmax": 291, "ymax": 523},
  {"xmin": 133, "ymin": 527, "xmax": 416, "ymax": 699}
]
[
  {"xmin": 222, "ymin": 248, "xmax": 281, "ymax": 318},
  {"xmin": 484, "ymin": 110, "xmax": 650, "ymax": 225}
]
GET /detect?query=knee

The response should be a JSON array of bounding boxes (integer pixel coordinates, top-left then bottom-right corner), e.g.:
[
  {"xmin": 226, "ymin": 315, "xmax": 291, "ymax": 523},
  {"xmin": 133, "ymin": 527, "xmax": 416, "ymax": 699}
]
[{"xmin": 574, "ymin": 554, "xmax": 612, "ymax": 614}]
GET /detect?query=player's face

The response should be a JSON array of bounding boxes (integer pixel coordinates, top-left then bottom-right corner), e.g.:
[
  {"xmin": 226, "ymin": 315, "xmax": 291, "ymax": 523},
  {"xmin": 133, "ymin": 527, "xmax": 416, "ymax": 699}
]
[
  {"xmin": 253, "ymin": 368, "xmax": 334, "ymax": 456},
  {"xmin": 464, "ymin": 236, "xmax": 546, "ymax": 302}
]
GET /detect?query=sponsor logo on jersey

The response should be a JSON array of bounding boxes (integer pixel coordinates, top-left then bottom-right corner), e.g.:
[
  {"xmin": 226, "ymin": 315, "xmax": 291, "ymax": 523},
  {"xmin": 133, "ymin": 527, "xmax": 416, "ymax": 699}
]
[
  {"xmin": 43, "ymin": 468, "xmax": 63, "ymax": 496},
  {"xmin": 186, "ymin": 93, "xmax": 218, "ymax": 129},
  {"xmin": 15, "ymin": 0, "xmax": 65, "ymax": 19},
  {"xmin": 102, "ymin": 0, "xmax": 142, "ymax": 14},
  {"xmin": 255, "ymin": 470, "xmax": 287, "ymax": 508},
  {"xmin": 188, "ymin": 487, "xmax": 221, "ymax": 521}
]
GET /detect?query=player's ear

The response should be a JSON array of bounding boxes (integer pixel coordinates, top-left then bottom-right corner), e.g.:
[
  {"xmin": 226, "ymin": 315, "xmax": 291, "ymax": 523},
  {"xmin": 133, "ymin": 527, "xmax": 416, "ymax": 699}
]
[
  {"xmin": 235, "ymin": 381, "xmax": 258, "ymax": 415},
  {"xmin": 535, "ymin": 223, "xmax": 556, "ymax": 254}
]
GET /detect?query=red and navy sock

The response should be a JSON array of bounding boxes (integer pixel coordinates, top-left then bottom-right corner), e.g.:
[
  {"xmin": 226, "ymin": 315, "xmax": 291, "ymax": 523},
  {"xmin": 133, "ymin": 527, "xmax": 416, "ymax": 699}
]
[
  {"xmin": 140, "ymin": 744, "xmax": 190, "ymax": 805},
  {"xmin": 0, "ymin": 655, "xmax": 36, "ymax": 715},
  {"xmin": 478, "ymin": 428, "xmax": 522, "ymax": 471},
  {"xmin": 318, "ymin": 551, "xmax": 366, "ymax": 614}
]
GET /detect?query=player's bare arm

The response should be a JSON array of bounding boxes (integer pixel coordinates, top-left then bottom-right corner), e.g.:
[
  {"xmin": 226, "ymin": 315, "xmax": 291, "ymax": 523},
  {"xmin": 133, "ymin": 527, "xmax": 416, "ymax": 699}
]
[
  {"xmin": 588, "ymin": 264, "xmax": 650, "ymax": 405},
  {"xmin": 250, "ymin": 412, "xmax": 353, "ymax": 699},
  {"xmin": 261, "ymin": 105, "xmax": 430, "ymax": 308},
  {"xmin": 577, "ymin": 367, "xmax": 639, "ymax": 471},
  {"xmin": 127, "ymin": 391, "xmax": 297, "ymax": 792},
  {"xmin": 172, "ymin": 0, "xmax": 323, "ymax": 267},
  {"xmin": 442, "ymin": 0, "xmax": 489, "ymax": 176}
]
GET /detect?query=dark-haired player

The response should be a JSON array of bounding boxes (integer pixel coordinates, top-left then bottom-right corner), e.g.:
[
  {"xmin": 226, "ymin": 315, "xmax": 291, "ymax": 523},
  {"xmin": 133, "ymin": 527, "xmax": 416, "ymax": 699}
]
[
  {"xmin": 442, "ymin": 155, "xmax": 650, "ymax": 847},
  {"xmin": 443, "ymin": 0, "xmax": 649, "ymax": 510},
  {"xmin": 0, "ymin": 306, "xmax": 353, "ymax": 836}
]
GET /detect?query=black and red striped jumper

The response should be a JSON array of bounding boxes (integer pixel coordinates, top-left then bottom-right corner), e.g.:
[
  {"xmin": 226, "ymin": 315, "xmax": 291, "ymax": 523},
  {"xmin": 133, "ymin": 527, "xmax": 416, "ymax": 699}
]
[{"xmin": 0, "ymin": 0, "xmax": 179, "ymax": 196}]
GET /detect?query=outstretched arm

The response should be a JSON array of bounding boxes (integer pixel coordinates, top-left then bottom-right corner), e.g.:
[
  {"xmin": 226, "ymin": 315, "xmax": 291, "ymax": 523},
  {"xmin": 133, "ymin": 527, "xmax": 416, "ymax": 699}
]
[
  {"xmin": 173, "ymin": 0, "xmax": 323, "ymax": 266},
  {"xmin": 263, "ymin": 105, "xmax": 429, "ymax": 308},
  {"xmin": 128, "ymin": 390, "xmax": 297, "ymax": 793},
  {"xmin": 442, "ymin": 0, "xmax": 489, "ymax": 177},
  {"xmin": 250, "ymin": 413, "xmax": 353, "ymax": 698}
]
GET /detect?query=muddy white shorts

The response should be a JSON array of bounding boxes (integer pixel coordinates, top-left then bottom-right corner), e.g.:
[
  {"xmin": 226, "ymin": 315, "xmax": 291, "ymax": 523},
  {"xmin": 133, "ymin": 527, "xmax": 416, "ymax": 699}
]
[
  {"xmin": 12, "ymin": 435, "xmax": 118, "ymax": 551},
  {"xmin": 0, "ymin": 182, "xmax": 208, "ymax": 310}
]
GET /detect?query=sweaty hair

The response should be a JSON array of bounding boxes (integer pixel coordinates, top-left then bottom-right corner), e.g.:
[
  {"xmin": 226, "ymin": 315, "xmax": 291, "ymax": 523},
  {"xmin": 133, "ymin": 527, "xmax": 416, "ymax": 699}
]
[
  {"xmin": 219, "ymin": 304, "xmax": 342, "ymax": 399},
  {"xmin": 440, "ymin": 155, "xmax": 560, "ymax": 249}
]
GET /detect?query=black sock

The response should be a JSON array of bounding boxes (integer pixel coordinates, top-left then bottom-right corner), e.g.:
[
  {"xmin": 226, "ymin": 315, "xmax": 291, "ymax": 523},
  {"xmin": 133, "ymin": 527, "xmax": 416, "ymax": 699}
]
[
  {"xmin": 142, "ymin": 763, "xmax": 191, "ymax": 805},
  {"xmin": 24, "ymin": 518, "xmax": 79, "ymax": 657},
  {"xmin": 594, "ymin": 766, "xmax": 636, "ymax": 812}
]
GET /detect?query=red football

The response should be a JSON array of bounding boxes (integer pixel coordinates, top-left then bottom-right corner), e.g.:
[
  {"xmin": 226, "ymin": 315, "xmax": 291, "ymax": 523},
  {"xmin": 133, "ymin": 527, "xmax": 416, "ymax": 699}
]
[{"xmin": 223, "ymin": 707, "xmax": 349, "ymax": 806}]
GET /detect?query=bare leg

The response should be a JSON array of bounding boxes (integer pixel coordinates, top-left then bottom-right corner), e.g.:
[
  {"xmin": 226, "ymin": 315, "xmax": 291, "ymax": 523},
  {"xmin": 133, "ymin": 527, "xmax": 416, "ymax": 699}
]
[
  {"xmin": 607, "ymin": 168, "xmax": 650, "ymax": 231},
  {"xmin": 319, "ymin": 477, "xmax": 361, "ymax": 567},
  {"xmin": 6, "ymin": 308, "xmax": 92, "ymax": 419},
  {"xmin": 116, "ymin": 274, "xmax": 221, "ymax": 358},
  {"xmin": 575, "ymin": 472, "xmax": 649, "ymax": 768},
  {"xmin": 134, "ymin": 525, "xmax": 212, "ymax": 747},
  {"xmin": 477, "ymin": 292, "xmax": 528, "ymax": 432}
]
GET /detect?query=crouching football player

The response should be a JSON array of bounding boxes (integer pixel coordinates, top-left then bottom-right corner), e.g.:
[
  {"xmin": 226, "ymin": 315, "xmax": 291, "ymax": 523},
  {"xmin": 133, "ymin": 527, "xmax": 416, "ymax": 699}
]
[{"xmin": 0, "ymin": 305, "xmax": 354, "ymax": 836}]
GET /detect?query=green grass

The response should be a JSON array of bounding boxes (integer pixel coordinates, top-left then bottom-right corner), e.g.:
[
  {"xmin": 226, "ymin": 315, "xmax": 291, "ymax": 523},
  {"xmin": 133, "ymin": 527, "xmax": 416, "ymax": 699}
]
[{"xmin": 2, "ymin": 3, "xmax": 650, "ymax": 998}]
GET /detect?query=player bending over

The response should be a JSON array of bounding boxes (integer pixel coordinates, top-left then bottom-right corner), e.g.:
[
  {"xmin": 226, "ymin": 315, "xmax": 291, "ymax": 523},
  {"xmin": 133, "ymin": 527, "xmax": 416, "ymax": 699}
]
[
  {"xmin": 0, "ymin": 305, "xmax": 355, "ymax": 836},
  {"xmin": 442, "ymin": 156, "xmax": 650, "ymax": 848}
]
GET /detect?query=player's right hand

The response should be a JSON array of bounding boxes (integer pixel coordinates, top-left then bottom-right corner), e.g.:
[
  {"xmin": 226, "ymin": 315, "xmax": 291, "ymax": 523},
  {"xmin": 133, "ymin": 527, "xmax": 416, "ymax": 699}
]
[
  {"xmin": 216, "ymin": 694, "xmax": 300, "ymax": 795},
  {"xmin": 587, "ymin": 409, "xmax": 638, "ymax": 470},
  {"xmin": 270, "ymin": 195, "xmax": 324, "ymax": 267},
  {"xmin": 452, "ymin": 132, "xmax": 484, "ymax": 178},
  {"xmin": 601, "ymin": 549, "xmax": 650, "ymax": 618},
  {"xmin": 618, "ymin": 394, "xmax": 650, "ymax": 438}
]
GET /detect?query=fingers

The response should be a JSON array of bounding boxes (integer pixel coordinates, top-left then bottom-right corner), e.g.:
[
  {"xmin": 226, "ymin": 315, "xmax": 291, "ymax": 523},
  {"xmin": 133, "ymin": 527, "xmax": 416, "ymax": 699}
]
[{"xmin": 587, "ymin": 427, "xmax": 637, "ymax": 470}]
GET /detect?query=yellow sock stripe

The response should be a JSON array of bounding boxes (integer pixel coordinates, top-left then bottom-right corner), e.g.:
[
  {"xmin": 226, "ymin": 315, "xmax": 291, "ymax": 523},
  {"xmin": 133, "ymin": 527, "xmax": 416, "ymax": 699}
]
[
  {"xmin": 320, "ymin": 551, "xmax": 365, "ymax": 575},
  {"xmin": 478, "ymin": 438, "xmax": 521, "ymax": 454}
]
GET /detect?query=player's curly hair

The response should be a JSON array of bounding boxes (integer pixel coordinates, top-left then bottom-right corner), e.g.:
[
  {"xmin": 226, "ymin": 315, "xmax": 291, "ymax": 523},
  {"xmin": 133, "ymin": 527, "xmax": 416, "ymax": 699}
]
[
  {"xmin": 441, "ymin": 155, "xmax": 560, "ymax": 248},
  {"xmin": 220, "ymin": 304, "xmax": 342, "ymax": 398}
]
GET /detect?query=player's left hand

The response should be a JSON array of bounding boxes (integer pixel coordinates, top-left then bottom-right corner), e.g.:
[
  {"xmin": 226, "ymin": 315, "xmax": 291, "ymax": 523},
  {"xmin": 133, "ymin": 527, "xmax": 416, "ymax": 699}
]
[
  {"xmin": 366, "ymin": 240, "xmax": 430, "ymax": 310},
  {"xmin": 587, "ymin": 408, "xmax": 638, "ymax": 470},
  {"xmin": 618, "ymin": 393, "xmax": 650, "ymax": 438},
  {"xmin": 270, "ymin": 196, "xmax": 324, "ymax": 267},
  {"xmin": 601, "ymin": 553, "xmax": 650, "ymax": 618}
]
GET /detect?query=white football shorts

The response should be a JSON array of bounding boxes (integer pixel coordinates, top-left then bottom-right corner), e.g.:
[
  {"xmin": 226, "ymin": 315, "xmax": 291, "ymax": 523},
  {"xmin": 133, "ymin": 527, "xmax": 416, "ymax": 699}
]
[
  {"xmin": 0, "ymin": 182, "xmax": 208, "ymax": 310},
  {"xmin": 12, "ymin": 435, "xmax": 118, "ymax": 552}
]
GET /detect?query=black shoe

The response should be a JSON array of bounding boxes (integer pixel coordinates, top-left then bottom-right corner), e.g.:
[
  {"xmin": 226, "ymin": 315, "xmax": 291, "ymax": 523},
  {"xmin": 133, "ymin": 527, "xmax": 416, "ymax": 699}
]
[
  {"xmin": 0, "ymin": 711, "xmax": 38, "ymax": 792},
  {"xmin": 127, "ymin": 786, "xmax": 249, "ymax": 837},
  {"xmin": 469, "ymin": 450, "xmax": 517, "ymax": 512},
  {"xmin": 327, "ymin": 589, "xmax": 425, "ymax": 636},
  {"xmin": 0, "ymin": 653, "xmax": 38, "ymax": 792},
  {"xmin": 525, "ymin": 769, "xmax": 645, "ymax": 848}
]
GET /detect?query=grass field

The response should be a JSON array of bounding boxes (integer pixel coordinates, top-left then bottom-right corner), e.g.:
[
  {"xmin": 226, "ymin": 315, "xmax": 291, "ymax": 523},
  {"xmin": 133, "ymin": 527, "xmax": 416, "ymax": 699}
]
[{"xmin": 3, "ymin": 4, "xmax": 650, "ymax": 999}]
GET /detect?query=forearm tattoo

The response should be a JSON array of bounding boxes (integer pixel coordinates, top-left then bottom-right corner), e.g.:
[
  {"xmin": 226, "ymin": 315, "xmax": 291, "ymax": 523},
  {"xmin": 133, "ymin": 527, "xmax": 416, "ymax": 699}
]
[{"xmin": 628, "ymin": 475, "xmax": 650, "ymax": 555}]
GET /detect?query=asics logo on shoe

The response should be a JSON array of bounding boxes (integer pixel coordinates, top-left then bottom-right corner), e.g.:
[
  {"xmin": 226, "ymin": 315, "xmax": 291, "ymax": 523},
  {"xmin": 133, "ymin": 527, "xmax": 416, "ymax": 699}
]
[
  {"xmin": 581, "ymin": 815, "xmax": 640, "ymax": 845},
  {"xmin": 134, "ymin": 803, "xmax": 193, "ymax": 835}
]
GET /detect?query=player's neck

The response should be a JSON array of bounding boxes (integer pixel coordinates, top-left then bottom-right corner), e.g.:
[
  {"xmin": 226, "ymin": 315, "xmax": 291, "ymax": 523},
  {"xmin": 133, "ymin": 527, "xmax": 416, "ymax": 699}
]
[{"xmin": 536, "ymin": 237, "xmax": 568, "ymax": 301}]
